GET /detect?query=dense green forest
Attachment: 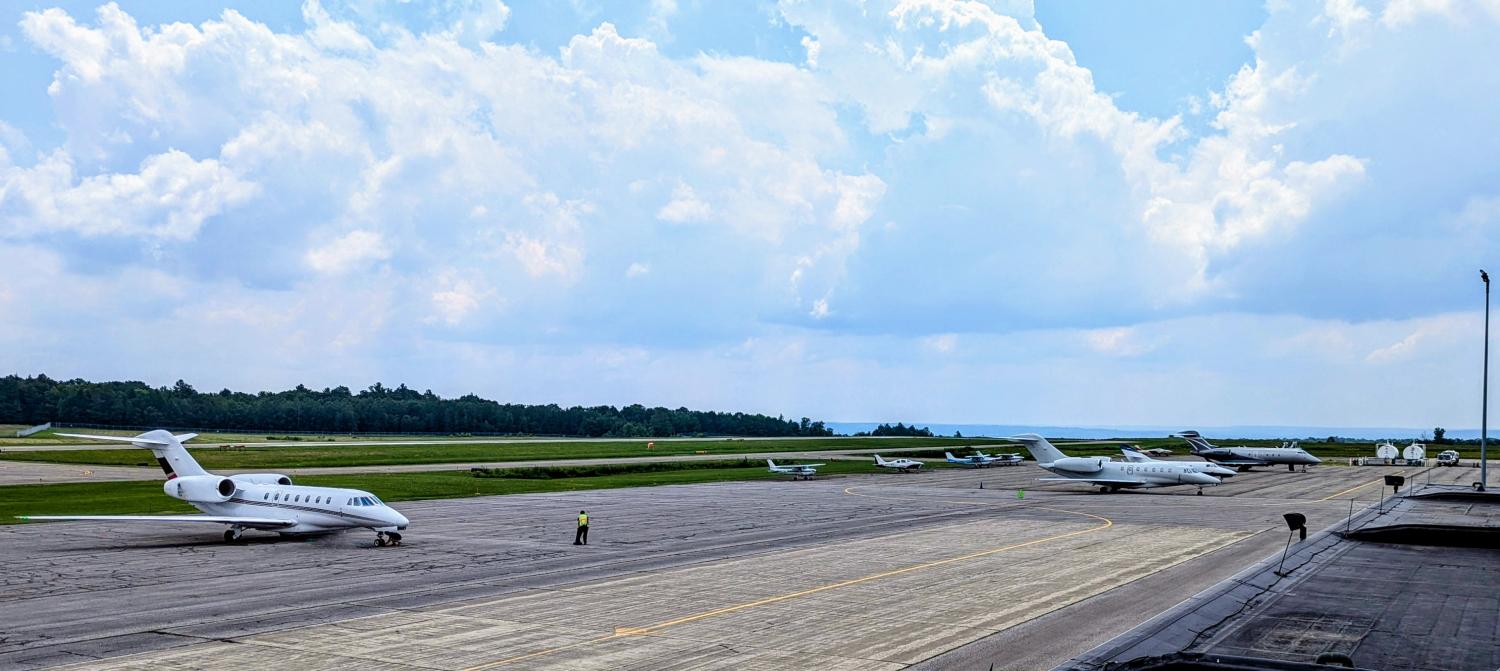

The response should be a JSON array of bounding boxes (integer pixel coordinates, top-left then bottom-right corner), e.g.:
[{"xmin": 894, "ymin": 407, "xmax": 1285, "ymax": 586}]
[
  {"xmin": 0, "ymin": 375, "xmax": 834, "ymax": 438},
  {"xmin": 858, "ymin": 422, "xmax": 935, "ymax": 437}
]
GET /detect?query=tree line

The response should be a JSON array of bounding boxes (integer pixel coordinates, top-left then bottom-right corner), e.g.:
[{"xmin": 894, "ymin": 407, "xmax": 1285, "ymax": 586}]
[{"xmin": 0, "ymin": 375, "xmax": 834, "ymax": 438}]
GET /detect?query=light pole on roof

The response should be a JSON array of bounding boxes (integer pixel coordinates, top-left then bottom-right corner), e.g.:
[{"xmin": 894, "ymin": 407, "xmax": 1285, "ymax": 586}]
[{"xmin": 1482, "ymin": 270, "xmax": 1490, "ymax": 492}]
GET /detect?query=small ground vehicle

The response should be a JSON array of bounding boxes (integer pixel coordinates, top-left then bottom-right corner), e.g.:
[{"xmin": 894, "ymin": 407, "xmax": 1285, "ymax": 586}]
[{"xmin": 1437, "ymin": 449, "xmax": 1460, "ymax": 466}]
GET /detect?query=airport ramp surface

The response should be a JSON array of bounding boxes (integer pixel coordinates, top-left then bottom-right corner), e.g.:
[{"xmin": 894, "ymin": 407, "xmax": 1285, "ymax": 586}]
[
  {"xmin": 1, "ymin": 463, "xmax": 1468, "ymax": 670},
  {"xmin": 1061, "ymin": 481, "xmax": 1500, "ymax": 671}
]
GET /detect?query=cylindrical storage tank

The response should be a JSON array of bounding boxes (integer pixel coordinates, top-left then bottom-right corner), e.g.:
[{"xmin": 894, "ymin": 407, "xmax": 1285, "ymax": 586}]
[
  {"xmin": 1375, "ymin": 442, "xmax": 1399, "ymax": 460},
  {"xmin": 1403, "ymin": 443, "xmax": 1426, "ymax": 460}
]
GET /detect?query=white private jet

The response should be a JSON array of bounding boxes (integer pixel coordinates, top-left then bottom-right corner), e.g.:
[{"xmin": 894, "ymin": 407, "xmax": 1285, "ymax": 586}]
[
  {"xmin": 1010, "ymin": 434, "xmax": 1220, "ymax": 495},
  {"xmin": 767, "ymin": 459, "xmax": 822, "ymax": 480},
  {"xmin": 944, "ymin": 451, "xmax": 1023, "ymax": 468},
  {"xmin": 873, "ymin": 454, "xmax": 924, "ymax": 472},
  {"xmin": 16, "ymin": 430, "xmax": 410, "ymax": 545},
  {"xmin": 1120, "ymin": 446, "xmax": 1238, "ymax": 478},
  {"xmin": 1175, "ymin": 431, "xmax": 1322, "ymax": 472}
]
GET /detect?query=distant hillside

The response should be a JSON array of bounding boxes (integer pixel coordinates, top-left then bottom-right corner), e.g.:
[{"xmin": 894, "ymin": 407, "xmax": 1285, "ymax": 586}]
[
  {"xmin": 0, "ymin": 375, "xmax": 833, "ymax": 438},
  {"xmin": 826, "ymin": 422, "xmax": 1471, "ymax": 441}
]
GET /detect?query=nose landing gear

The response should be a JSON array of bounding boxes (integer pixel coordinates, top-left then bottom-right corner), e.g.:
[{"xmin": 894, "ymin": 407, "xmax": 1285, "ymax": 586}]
[{"xmin": 376, "ymin": 532, "xmax": 403, "ymax": 547}]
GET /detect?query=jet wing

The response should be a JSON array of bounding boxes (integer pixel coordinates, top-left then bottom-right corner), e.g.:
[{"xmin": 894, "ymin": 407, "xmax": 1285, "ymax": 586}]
[
  {"xmin": 1205, "ymin": 458, "xmax": 1268, "ymax": 466},
  {"xmin": 18, "ymin": 515, "xmax": 296, "ymax": 529},
  {"xmin": 1038, "ymin": 477, "xmax": 1143, "ymax": 485}
]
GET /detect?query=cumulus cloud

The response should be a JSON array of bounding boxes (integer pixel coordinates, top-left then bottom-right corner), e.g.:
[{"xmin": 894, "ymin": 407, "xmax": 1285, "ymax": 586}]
[
  {"xmin": 4, "ymin": 1, "xmax": 1499, "ymax": 426},
  {"xmin": 1, "ymin": 149, "xmax": 257, "ymax": 240},
  {"xmin": 305, "ymin": 230, "xmax": 391, "ymax": 274}
]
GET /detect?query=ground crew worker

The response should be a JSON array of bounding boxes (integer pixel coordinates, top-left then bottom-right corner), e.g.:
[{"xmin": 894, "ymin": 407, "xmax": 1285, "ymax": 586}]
[{"xmin": 574, "ymin": 510, "xmax": 589, "ymax": 545}]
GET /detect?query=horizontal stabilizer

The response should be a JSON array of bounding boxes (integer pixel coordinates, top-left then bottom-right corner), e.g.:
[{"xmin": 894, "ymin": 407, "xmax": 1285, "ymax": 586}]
[
  {"xmin": 54, "ymin": 433, "xmax": 171, "ymax": 445},
  {"xmin": 17, "ymin": 515, "xmax": 296, "ymax": 529}
]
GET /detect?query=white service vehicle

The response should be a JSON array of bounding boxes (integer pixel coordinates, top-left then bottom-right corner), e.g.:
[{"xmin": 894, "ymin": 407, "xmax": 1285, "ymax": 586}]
[{"xmin": 16, "ymin": 430, "xmax": 409, "ymax": 545}]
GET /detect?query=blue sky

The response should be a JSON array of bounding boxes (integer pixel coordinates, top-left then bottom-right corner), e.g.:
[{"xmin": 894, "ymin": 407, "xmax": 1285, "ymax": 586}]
[{"xmin": 2, "ymin": 0, "xmax": 1498, "ymax": 429}]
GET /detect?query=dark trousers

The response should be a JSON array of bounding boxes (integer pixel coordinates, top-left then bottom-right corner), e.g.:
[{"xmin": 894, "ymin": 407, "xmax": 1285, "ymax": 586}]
[{"xmin": 574, "ymin": 524, "xmax": 588, "ymax": 545}]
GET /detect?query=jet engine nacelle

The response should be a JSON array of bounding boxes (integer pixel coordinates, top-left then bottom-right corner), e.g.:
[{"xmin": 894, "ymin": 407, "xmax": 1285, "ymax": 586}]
[
  {"xmin": 1051, "ymin": 457, "xmax": 1108, "ymax": 473},
  {"xmin": 233, "ymin": 473, "xmax": 293, "ymax": 486},
  {"xmin": 165, "ymin": 475, "xmax": 235, "ymax": 503}
]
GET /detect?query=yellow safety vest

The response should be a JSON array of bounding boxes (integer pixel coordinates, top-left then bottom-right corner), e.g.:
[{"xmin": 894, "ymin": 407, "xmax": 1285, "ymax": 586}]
[{"xmin": 578, "ymin": 514, "xmax": 588, "ymax": 526}]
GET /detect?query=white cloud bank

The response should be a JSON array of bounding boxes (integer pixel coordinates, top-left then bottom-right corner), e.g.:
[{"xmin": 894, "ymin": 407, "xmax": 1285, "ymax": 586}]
[{"xmin": 1, "ymin": 0, "xmax": 1497, "ymax": 426}]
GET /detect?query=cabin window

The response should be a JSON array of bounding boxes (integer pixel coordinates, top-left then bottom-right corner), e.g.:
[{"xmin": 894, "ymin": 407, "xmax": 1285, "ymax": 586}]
[{"xmin": 274, "ymin": 493, "xmax": 280, "ymax": 501}]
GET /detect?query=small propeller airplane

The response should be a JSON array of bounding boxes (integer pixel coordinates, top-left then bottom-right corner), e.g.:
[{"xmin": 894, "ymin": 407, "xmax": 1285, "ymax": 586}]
[
  {"xmin": 15, "ymin": 430, "xmax": 409, "ymax": 545},
  {"xmin": 767, "ymin": 459, "xmax": 823, "ymax": 480},
  {"xmin": 873, "ymin": 454, "xmax": 925, "ymax": 472},
  {"xmin": 944, "ymin": 450, "xmax": 1023, "ymax": 468}
]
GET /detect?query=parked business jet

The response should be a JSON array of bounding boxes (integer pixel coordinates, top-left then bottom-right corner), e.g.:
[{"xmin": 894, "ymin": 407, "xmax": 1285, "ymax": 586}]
[
  {"xmin": 873, "ymin": 454, "xmax": 924, "ymax": 472},
  {"xmin": 944, "ymin": 451, "xmax": 1023, "ymax": 468},
  {"xmin": 1121, "ymin": 447, "xmax": 1238, "ymax": 478},
  {"xmin": 1009, "ymin": 434, "xmax": 1220, "ymax": 495},
  {"xmin": 767, "ymin": 459, "xmax": 822, "ymax": 480},
  {"xmin": 1174, "ymin": 431, "xmax": 1322, "ymax": 472},
  {"xmin": 16, "ymin": 431, "xmax": 409, "ymax": 545}
]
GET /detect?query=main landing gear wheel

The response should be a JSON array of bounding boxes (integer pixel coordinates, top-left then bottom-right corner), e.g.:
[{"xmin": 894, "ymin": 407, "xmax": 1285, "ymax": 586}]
[
  {"xmin": 1197, "ymin": 488, "xmax": 1204, "ymax": 496},
  {"xmin": 376, "ymin": 532, "xmax": 403, "ymax": 547},
  {"xmin": 223, "ymin": 528, "xmax": 243, "ymax": 544}
]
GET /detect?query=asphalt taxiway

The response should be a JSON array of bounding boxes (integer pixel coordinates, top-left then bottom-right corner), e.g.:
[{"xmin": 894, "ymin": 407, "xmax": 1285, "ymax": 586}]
[{"xmin": 1, "ymin": 463, "xmax": 1474, "ymax": 670}]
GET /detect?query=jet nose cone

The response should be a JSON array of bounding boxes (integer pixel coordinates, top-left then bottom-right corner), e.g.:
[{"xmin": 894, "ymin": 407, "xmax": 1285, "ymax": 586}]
[
  {"xmin": 1184, "ymin": 472, "xmax": 1220, "ymax": 485},
  {"xmin": 391, "ymin": 509, "xmax": 409, "ymax": 529},
  {"xmin": 1307, "ymin": 454, "xmax": 1322, "ymax": 464}
]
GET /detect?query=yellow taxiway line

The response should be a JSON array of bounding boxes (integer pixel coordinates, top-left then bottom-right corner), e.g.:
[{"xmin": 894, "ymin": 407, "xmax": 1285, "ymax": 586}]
[{"xmin": 461, "ymin": 491, "xmax": 1112, "ymax": 670}]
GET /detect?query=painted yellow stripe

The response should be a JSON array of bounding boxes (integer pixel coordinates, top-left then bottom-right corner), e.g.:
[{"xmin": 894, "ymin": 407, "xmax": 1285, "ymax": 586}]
[
  {"xmin": 461, "ymin": 491, "xmax": 1112, "ymax": 670},
  {"xmin": 1318, "ymin": 475, "xmax": 1396, "ymax": 501}
]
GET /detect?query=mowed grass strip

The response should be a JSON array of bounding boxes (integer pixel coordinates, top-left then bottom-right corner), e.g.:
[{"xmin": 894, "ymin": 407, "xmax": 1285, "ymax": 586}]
[
  {"xmin": 1, "ymin": 460, "xmax": 880, "ymax": 523},
  {"xmin": 0, "ymin": 436, "xmax": 976, "ymax": 469}
]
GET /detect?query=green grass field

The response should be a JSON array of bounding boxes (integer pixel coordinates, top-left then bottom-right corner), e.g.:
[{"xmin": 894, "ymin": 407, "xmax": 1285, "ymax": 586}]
[
  {"xmin": 0, "ymin": 427, "xmax": 557, "ymax": 447},
  {"xmin": 0, "ymin": 436, "xmax": 979, "ymax": 469},
  {"xmin": 1, "ymin": 460, "xmax": 889, "ymax": 523}
]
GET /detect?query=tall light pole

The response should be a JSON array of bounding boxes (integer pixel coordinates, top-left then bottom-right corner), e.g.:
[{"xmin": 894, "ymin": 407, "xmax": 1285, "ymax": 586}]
[{"xmin": 1483, "ymin": 270, "xmax": 1491, "ymax": 492}]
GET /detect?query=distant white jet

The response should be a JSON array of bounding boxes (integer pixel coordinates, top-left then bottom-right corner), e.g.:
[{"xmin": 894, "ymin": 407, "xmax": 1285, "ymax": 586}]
[
  {"xmin": 873, "ymin": 454, "xmax": 924, "ymax": 472},
  {"xmin": 944, "ymin": 451, "xmax": 1023, "ymax": 468},
  {"xmin": 767, "ymin": 459, "xmax": 823, "ymax": 480},
  {"xmin": 1175, "ymin": 431, "xmax": 1322, "ymax": 472},
  {"xmin": 1010, "ymin": 434, "xmax": 1220, "ymax": 495},
  {"xmin": 16, "ymin": 430, "xmax": 409, "ymax": 545},
  {"xmin": 1120, "ymin": 447, "xmax": 1237, "ymax": 478}
]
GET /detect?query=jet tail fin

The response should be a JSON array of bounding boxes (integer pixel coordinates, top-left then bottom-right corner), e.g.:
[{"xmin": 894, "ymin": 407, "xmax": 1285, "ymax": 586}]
[
  {"xmin": 766, "ymin": 459, "xmax": 777, "ymax": 468},
  {"xmin": 56, "ymin": 430, "xmax": 207, "ymax": 479},
  {"xmin": 874, "ymin": 455, "xmax": 886, "ymax": 465},
  {"xmin": 1009, "ymin": 434, "xmax": 1066, "ymax": 463},
  {"xmin": 1173, "ymin": 430, "xmax": 1216, "ymax": 454}
]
